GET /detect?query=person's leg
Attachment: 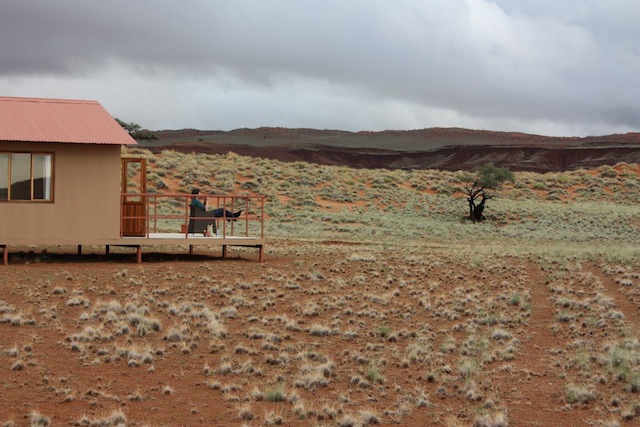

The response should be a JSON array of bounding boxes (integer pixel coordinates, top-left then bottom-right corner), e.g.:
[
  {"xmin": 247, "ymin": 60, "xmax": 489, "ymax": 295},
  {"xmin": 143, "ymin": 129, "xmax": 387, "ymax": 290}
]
[{"xmin": 212, "ymin": 208, "xmax": 237, "ymax": 218}]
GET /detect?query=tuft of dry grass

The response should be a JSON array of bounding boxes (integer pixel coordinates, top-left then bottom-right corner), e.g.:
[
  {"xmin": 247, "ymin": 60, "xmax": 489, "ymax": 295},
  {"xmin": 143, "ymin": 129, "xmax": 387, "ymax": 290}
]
[{"xmin": 27, "ymin": 411, "xmax": 50, "ymax": 427}]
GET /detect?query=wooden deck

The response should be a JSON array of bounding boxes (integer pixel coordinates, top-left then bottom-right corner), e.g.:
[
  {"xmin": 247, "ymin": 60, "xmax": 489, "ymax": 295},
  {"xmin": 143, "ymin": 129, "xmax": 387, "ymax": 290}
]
[
  {"xmin": 121, "ymin": 233, "xmax": 265, "ymax": 263},
  {"xmin": 1, "ymin": 193, "xmax": 266, "ymax": 265},
  {"xmin": 1, "ymin": 233, "xmax": 265, "ymax": 265}
]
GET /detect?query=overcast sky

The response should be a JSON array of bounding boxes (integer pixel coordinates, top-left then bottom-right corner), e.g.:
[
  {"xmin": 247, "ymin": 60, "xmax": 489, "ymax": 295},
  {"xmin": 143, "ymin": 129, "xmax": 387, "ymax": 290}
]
[{"xmin": 1, "ymin": 0, "xmax": 639, "ymax": 137}]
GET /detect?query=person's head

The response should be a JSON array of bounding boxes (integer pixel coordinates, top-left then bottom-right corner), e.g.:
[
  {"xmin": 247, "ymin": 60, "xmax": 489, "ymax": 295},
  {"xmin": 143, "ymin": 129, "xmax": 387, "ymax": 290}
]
[{"xmin": 191, "ymin": 188, "xmax": 200, "ymax": 196}]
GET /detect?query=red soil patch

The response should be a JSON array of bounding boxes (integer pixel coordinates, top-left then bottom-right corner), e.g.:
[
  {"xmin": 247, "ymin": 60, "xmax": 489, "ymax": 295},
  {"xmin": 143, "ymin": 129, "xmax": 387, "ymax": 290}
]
[{"xmin": 1, "ymin": 244, "xmax": 636, "ymax": 426}]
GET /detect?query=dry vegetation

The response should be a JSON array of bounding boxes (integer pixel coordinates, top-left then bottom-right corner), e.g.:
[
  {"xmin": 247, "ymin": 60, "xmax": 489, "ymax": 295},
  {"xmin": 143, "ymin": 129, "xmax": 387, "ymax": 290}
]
[
  {"xmin": 138, "ymin": 148, "xmax": 639, "ymax": 248},
  {"xmin": 0, "ymin": 148, "xmax": 639, "ymax": 426}
]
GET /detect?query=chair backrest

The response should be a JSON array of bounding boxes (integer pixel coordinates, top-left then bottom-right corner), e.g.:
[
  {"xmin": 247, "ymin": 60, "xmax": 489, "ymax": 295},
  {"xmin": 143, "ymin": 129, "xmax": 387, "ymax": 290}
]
[{"xmin": 187, "ymin": 205, "xmax": 217, "ymax": 234}]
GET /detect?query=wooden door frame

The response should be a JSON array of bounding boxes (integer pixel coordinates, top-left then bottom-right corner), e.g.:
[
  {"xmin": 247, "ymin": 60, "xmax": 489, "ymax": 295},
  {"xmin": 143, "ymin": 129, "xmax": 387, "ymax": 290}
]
[{"xmin": 121, "ymin": 157, "xmax": 147, "ymax": 237}]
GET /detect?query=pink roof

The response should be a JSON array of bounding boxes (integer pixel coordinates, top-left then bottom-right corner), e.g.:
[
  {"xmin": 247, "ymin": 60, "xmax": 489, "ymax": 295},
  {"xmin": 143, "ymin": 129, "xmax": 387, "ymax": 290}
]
[{"xmin": 0, "ymin": 96, "xmax": 137, "ymax": 145}]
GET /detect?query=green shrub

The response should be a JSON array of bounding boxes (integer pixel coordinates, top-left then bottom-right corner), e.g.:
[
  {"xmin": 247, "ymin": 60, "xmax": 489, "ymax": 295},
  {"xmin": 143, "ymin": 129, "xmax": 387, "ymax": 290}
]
[{"xmin": 265, "ymin": 387, "xmax": 286, "ymax": 402}]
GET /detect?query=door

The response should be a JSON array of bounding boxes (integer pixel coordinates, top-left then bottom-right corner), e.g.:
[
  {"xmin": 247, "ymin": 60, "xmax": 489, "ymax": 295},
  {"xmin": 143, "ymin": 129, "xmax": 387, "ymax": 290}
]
[{"xmin": 121, "ymin": 158, "xmax": 147, "ymax": 237}]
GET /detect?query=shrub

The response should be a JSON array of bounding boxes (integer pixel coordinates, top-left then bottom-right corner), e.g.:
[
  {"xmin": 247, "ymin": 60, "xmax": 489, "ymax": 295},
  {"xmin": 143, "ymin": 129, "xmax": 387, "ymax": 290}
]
[
  {"xmin": 565, "ymin": 383, "xmax": 597, "ymax": 404},
  {"xmin": 265, "ymin": 387, "xmax": 286, "ymax": 402}
]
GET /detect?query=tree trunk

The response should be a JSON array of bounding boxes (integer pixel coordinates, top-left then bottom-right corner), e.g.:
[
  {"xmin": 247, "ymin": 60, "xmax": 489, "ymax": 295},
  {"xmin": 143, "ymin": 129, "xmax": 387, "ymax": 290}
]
[{"xmin": 472, "ymin": 196, "xmax": 488, "ymax": 222}]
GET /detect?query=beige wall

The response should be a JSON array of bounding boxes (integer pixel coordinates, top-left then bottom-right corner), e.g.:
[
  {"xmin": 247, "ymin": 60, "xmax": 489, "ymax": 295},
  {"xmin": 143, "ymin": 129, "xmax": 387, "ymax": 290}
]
[{"xmin": 0, "ymin": 142, "xmax": 122, "ymax": 244}]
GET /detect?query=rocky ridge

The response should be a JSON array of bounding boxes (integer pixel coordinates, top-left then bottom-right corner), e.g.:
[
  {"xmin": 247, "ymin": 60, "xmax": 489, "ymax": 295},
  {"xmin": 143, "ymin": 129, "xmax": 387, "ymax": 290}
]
[{"xmin": 139, "ymin": 127, "xmax": 640, "ymax": 172}]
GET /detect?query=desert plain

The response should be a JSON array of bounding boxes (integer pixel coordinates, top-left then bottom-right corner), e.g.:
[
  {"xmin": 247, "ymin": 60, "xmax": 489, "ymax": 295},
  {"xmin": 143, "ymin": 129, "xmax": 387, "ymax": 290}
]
[{"xmin": 1, "ymin": 147, "xmax": 639, "ymax": 427}]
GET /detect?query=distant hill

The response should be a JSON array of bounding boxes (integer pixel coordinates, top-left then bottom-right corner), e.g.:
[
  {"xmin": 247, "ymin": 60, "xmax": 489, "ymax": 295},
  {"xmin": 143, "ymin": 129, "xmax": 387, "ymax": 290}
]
[{"xmin": 137, "ymin": 127, "xmax": 640, "ymax": 172}]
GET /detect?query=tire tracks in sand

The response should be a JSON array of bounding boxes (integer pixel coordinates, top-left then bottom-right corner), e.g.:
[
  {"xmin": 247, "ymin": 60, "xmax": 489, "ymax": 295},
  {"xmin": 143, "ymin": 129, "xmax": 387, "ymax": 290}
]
[{"xmin": 492, "ymin": 261, "xmax": 582, "ymax": 426}]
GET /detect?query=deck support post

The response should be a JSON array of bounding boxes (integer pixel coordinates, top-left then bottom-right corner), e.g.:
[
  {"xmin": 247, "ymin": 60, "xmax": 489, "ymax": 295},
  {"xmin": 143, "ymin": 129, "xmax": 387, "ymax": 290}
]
[
  {"xmin": 136, "ymin": 246, "xmax": 142, "ymax": 264},
  {"xmin": 222, "ymin": 245, "xmax": 227, "ymax": 259},
  {"xmin": 77, "ymin": 245, "xmax": 82, "ymax": 255},
  {"xmin": 189, "ymin": 245, "xmax": 193, "ymax": 255},
  {"xmin": 2, "ymin": 245, "xmax": 7, "ymax": 266},
  {"xmin": 258, "ymin": 245, "xmax": 264, "ymax": 263},
  {"xmin": 105, "ymin": 245, "xmax": 110, "ymax": 256}
]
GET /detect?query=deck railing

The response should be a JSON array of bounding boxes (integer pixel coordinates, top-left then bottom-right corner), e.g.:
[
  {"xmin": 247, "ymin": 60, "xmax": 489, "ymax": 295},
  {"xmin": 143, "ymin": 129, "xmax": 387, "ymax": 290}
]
[{"xmin": 120, "ymin": 193, "xmax": 265, "ymax": 239}]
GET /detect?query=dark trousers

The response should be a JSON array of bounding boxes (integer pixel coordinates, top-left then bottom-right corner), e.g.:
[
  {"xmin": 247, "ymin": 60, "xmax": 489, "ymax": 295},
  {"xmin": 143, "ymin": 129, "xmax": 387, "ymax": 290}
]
[{"xmin": 211, "ymin": 208, "xmax": 235, "ymax": 218}]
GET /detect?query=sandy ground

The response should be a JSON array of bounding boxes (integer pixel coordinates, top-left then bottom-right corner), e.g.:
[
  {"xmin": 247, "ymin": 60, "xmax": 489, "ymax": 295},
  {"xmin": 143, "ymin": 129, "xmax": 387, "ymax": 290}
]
[{"xmin": 1, "ymin": 241, "xmax": 639, "ymax": 426}]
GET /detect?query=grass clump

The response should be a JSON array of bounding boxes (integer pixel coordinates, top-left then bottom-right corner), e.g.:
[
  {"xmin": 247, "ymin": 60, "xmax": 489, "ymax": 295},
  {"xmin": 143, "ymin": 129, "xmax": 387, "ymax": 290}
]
[
  {"xmin": 565, "ymin": 383, "xmax": 597, "ymax": 404},
  {"xmin": 366, "ymin": 363, "xmax": 385, "ymax": 384},
  {"xmin": 27, "ymin": 412, "xmax": 50, "ymax": 427},
  {"xmin": 75, "ymin": 410, "xmax": 127, "ymax": 426},
  {"xmin": 265, "ymin": 387, "xmax": 286, "ymax": 402}
]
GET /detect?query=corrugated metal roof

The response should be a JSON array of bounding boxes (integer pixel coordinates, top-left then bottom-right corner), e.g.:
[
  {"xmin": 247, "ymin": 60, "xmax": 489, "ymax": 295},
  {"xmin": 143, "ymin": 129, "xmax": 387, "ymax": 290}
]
[{"xmin": 0, "ymin": 96, "xmax": 137, "ymax": 145}]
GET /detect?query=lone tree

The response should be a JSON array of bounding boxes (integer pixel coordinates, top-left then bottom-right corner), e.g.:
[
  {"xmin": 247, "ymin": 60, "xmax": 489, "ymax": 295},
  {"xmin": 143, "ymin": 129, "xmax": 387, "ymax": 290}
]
[{"xmin": 460, "ymin": 163, "xmax": 514, "ymax": 222}]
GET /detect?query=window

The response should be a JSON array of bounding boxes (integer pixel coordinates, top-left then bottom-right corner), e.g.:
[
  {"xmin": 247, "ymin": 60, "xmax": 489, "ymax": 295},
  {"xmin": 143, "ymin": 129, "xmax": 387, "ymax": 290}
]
[{"xmin": 0, "ymin": 152, "xmax": 54, "ymax": 202}]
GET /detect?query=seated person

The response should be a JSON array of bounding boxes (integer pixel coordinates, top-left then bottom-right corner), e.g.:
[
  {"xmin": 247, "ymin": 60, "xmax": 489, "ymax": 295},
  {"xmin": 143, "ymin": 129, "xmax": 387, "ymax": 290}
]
[{"xmin": 190, "ymin": 188, "xmax": 242, "ymax": 220}]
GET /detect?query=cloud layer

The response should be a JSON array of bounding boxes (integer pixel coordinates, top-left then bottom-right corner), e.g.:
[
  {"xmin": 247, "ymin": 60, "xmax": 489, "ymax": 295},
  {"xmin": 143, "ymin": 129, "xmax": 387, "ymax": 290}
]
[{"xmin": 1, "ymin": 0, "xmax": 639, "ymax": 136}]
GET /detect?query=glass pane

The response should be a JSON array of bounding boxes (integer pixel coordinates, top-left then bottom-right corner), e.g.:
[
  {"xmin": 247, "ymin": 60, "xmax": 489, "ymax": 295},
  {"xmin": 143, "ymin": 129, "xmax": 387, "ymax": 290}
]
[
  {"xmin": 33, "ymin": 154, "xmax": 52, "ymax": 200},
  {"xmin": 10, "ymin": 153, "xmax": 31, "ymax": 200},
  {"xmin": 0, "ymin": 154, "xmax": 8, "ymax": 200},
  {"xmin": 126, "ymin": 161, "xmax": 142, "ymax": 202}
]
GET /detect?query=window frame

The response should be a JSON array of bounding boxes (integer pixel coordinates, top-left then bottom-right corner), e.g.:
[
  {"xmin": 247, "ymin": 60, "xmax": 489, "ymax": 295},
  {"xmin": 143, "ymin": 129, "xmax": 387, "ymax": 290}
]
[{"xmin": 0, "ymin": 151, "xmax": 55, "ymax": 203}]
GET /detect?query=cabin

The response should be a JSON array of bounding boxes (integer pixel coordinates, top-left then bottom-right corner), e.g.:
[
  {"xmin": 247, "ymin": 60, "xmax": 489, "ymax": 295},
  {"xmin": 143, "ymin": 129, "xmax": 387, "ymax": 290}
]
[{"xmin": 0, "ymin": 96, "xmax": 265, "ymax": 264}]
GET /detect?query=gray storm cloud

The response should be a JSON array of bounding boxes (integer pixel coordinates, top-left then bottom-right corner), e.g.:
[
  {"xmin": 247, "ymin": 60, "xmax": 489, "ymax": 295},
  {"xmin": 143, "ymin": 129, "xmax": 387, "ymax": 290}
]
[{"xmin": 0, "ymin": 0, "xmax": 639, "ymax": 136}]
